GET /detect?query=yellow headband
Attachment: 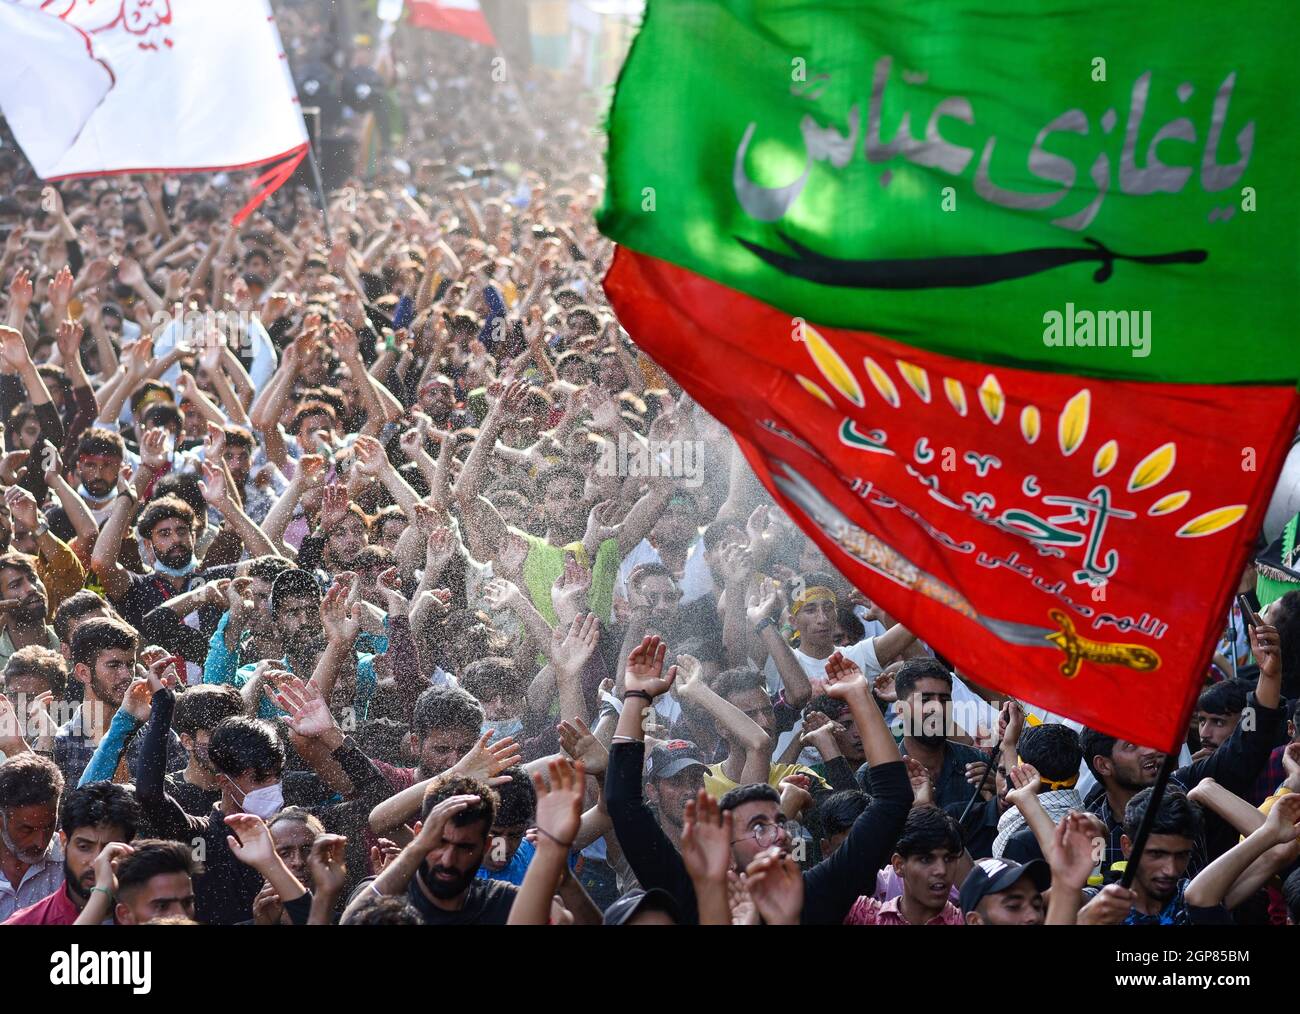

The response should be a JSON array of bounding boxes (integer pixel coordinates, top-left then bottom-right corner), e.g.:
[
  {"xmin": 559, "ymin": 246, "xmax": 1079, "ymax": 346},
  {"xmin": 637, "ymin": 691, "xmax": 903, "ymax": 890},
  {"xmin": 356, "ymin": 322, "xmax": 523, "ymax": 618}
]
[
  {"xmin": 1017, "ymin": 755, "xmax": 1079, "ymax": 791},
  {"xmin": 791, "ymin": 586, "xmax": 837, "ymax": 616}
]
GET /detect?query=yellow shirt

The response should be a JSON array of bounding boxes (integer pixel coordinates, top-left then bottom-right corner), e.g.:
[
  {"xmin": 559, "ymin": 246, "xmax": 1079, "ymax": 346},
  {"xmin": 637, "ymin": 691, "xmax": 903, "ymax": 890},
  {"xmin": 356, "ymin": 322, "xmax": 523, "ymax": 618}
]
[{"xmin": 704, "ymin": 761, "xmax": 830, "ymax": 800}]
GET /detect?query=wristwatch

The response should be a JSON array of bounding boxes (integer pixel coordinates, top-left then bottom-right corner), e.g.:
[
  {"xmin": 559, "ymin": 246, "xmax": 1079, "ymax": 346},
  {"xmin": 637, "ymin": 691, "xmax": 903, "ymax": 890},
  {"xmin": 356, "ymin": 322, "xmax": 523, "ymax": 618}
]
[{"xmin": 754, "ymin": 615, "xmax": 778, "ymax": 635}]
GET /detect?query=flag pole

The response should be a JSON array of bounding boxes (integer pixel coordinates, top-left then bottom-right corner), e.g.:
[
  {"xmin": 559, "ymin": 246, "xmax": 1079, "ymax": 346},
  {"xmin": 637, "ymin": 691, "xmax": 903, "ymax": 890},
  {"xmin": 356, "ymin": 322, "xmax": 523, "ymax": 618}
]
[
  {"xmin": 1118, "ymin": 752, "xmax": 1180, "ymax": 890},
  {"xmin": 303, "ymin": 119, "xmax": 332, "ymax": 237}
]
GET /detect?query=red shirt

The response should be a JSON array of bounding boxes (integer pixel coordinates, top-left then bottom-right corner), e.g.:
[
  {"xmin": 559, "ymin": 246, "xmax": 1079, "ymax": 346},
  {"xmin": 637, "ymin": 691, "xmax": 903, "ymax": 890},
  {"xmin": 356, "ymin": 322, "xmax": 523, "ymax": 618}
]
[
  {"xmin": 844, "ymin": 895, "xmax": 965, "ymax": 926},
  {"xmin": 3, "ymin": 885, "xmax": 81, "ymax": 925}
]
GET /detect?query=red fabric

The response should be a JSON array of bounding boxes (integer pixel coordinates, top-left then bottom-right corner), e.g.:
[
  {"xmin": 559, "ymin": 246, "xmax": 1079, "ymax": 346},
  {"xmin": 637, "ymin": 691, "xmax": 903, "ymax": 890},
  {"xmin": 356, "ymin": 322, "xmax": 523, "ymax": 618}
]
[
  {"xmin": 3, "ymin": 886, "xmax": 80, "ymax": 926},
  {"xmin": 408, "ymin": 1, "xmax": 497, "ymax": 46},
  {"xmin": 605, "ymin": 247, "xmax": 1300, "ymax": 752}
]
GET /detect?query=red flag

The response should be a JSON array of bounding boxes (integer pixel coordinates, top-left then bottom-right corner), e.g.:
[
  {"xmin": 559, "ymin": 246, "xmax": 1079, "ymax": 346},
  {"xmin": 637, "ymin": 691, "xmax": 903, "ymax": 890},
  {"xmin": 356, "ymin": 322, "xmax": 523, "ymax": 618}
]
[
  {"xmin": 409, "ymin": 0, "xmax": 497, "ymax": 46},
  {"xmin": 606, "ymin": 249, "xmax": 1299, "ymax": 752}
]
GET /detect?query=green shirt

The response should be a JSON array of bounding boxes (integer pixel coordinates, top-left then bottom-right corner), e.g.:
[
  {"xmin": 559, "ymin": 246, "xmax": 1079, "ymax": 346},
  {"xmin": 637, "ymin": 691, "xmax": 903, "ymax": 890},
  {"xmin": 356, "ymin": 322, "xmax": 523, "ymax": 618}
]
[{"xmin": 513, "ymin": 529, "xmax": 620, "ymax": 625}]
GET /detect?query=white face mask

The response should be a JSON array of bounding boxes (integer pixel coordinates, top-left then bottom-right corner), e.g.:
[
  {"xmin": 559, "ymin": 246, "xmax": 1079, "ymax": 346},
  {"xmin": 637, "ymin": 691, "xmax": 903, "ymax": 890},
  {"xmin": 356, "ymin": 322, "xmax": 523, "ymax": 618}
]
[
  {"xmin": 482, "ymin": 718, "xmax": 524, "ymax": 742},
  {"xmin": 229, "ymin": 779, "xmax": 284, "ymax": 819}
]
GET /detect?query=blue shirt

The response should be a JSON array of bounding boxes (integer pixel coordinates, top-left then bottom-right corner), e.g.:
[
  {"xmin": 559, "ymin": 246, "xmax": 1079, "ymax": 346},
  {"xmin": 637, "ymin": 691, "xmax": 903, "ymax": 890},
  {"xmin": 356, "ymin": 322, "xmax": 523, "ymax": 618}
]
[
  {"xmin": 230, "ymin": 652, "xmax": 378, "ymax": 720},
  {"xmin": 477, "ymin": 837, "xmax": 536, "ymax": 886}
]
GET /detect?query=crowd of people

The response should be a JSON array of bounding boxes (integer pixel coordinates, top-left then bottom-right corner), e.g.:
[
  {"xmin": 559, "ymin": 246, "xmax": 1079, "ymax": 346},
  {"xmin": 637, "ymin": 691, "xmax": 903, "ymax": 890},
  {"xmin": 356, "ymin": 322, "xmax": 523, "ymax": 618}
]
[{"xmin": 0, "ymin": 4, "xmax": 1297, "ymax": 928}]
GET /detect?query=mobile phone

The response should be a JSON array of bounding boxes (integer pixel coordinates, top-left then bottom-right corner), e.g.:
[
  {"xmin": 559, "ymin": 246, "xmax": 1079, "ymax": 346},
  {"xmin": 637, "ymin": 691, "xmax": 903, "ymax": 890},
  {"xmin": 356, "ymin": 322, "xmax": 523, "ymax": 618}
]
[{"xmin": 1236, "ymin": 593, "xmax": 1262, "ymax": 628}]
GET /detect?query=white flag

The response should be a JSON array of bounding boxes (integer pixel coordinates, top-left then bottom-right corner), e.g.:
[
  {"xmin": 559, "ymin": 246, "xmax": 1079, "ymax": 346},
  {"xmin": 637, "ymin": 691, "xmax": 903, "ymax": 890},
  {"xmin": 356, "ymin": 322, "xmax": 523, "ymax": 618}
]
[
  {"xmin": 0, "ymin": 0, "xmax": 307, "ymax": 180},
  {"xmin": 0, "ymin": 2, "xmax": 113, "ymax": 172}
]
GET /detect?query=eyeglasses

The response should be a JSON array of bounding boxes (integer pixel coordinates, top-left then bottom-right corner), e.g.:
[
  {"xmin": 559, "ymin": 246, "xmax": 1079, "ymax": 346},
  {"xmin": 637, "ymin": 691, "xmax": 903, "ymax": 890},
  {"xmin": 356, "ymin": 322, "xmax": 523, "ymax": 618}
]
[{"xmin": 732, "ymin": 819, "xmax": 792, "ymax": 848}]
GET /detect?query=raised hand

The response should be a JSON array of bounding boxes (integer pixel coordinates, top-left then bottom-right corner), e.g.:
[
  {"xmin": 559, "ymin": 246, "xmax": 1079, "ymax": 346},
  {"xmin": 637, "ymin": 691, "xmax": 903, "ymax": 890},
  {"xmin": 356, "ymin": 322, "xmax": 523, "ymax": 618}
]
[
  {"xmin": 374, "ymin": 566, "xmax": 410, "ymax": 618},
  {"xmin": 582, "ymin": 498, "xmax": 621, "ymax": 553},
  {"xmin": 4, "ymin": 484, "xmax": 39, "ymax": 533},
  {"xmin": 672, "ymin": 652, "xmax": 705, "ymax": 703},
  {"xmin": 0, "ymin": 325, "xmax": 32, "ymax": 370},
  {"xmin": 352, "ymin": 434, "xmax": 390, "ymax": 477},
  {"xmin": 823, "ymin": 651, "xmax": 870, "ymax": 702},
  {"xmin": 550, "ymin": 554, "xmax": 591, "ymax": 625},
  {"xmin": 903, "ymin": 755, "xmax": 935, "ymax": 806},
  {"xmin": 252, "ymin": 881, "xmax": 285, "ymax": 926},
  {"xmin": 680, "ymin": 789, "xmax": 734, "ymax": 885},
  {"xmin": 27, "ymin": 691, "xmax": 56, "ymax": 742},
  {"xmin": 1263, "ymin": 791, "xmax": 1300, "ymax": 847},
  {"xmin": 48, "ymin": 265, "xmax": 74, "ymax": 319},
  {"xmin": 225, "ymin": 813, "xmax": 279, "ymax": 871},
  {"xmin": 872, "ymin": 669, "xmax": 898, "ymax": 704},
  {"xmin": 398, "ymin": 426, "xmax": 425, "ymax": 459},
  {"xmin": 319, "ymin": 580, "xmax": 362, "ymax": 646},
  {"xmin": 481, "ymin": 576, "xmax": 522, "ymax": 613},
  {"xmin": 91, "ymin": 841, "xmax": 134, "ymax": 894},
  {"xmin": 120, "ymin": 677, "xmax": 155, "ymax": 722},
  {"xmin": 452, "ymin": 729, "xmax": 522, "ymax": 786},
  {"xmin": 532, "ymin": 757, "xmax": 586, "ymax": 851},
  {"xmin": 998, "ymin": 699, "xmax": 1026, "ymax": 748},
  {"xmin": 139, "ymin": 426, "xmax": 171, "ymax": 473},
  {"xmin": 116, "ymin": 257, "xmax": 146, "ymax": 289},
  {"xmin": 272, "ymin": 676, "xmax": 337, "ymax": 739},
  {"xmin": 8, "ymin": 268, "xmax": 33, "ymax": 320},
  {"xmin": 556, "ymin": 716, "xmax": 608, "ymax": 776},
  {"xmin": 718, "ymin": 541, "xmax": 753, "ymax": 587},
  {"xmin": 297, "ymin": 453, "xmax": 327, "ymax": 490},
  {"xmin": 414, "ymin": 793, "xmax": 483, "ymax": 849},
  {"xmin": 1249, "ymin": 622, "xmax": 1282, "ymax": 684},
  {"xmin": 0, "ymin": 447, "xmax": 29, "ymax": 486},
  {"xmin": 778, "ymin": 773, "xmax": 814, "ymax": 820},
  {"xmin": 728, "ymin": 870, "xmax": 758, "ymax": 925},
  {"xmin": 369, "ymin": 838, "xmax": 402, "ymax": 875},
  {"xmin": 318, "ymin": 483, "xmax": 350, "ymax": 532},
  {"xmin": 1283, "ymin": 741, "xmax": 1300, "ymax": 789},
  {"xmin": 744, "ymin": 846, "xmax": 805, "ymax": 925},
  {"xmin": 307, "ymin": 834, "xmax": 349, "ymax": 896},
  {"xmin": 550, "ymin": 612, "xmax": 600, "ymax": 680},
  {"xmin": 1005, "ymin": 763, "xmax": 1042, "ymax": 811},
  {"xmin": 624, "ymin": 635, "xmax": 678, "ymax": 700},
  {"xmin": 198, "ymin": 460, "xmax": 230, "ymax": 509},
  {"xmin": 329, "ymin": 321, "xmax": 360, "ymax": 361},
  {"xmin": 799, "ymin": 710, "xmax": 840, "ymax": 759},
  {"xmin": 1051, "ymin": 810, "xmax": 1101, "ymax": 891},
  {"xmin": 55, "ymin": 319, "xmax": 84, "ymax": 363},
  {"xmin": 745, "ymin": 577, "xmax": 781, "ymax": 626}
]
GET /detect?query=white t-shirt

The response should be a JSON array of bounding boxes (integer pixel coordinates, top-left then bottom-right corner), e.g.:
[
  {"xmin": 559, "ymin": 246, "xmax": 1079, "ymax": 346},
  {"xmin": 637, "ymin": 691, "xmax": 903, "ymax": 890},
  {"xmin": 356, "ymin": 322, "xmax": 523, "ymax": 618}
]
[{"xmin": 767, "ymin": 637, "xmax": 882, "ymax": 765}]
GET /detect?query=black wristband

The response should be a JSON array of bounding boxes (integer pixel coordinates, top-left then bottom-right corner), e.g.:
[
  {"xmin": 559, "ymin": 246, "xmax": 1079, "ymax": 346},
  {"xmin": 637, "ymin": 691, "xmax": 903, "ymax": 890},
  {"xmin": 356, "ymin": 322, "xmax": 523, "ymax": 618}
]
[
  {"xmin": 623, "ymin": 690, "xmax": 652, "ymax": 703},
  {"xmin": 754, "ymin": 616, "xmax": 777, "ymax": 635}
]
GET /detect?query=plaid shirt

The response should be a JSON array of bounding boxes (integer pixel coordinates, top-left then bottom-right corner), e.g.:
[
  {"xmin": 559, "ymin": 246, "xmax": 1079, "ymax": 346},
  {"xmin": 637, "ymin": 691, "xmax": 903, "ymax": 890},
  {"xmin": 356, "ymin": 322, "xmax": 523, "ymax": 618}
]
[
  {"xmin": 1250, "ymin": 744, "xmax": 1289, "ymax": 807},
  {"xmin": 53, "ymin": 703, "xmax": 187, "ymax": 786},
  {"xmin": 1082, "ymin": 779, "xmax": 1205, "ymax": 883}
]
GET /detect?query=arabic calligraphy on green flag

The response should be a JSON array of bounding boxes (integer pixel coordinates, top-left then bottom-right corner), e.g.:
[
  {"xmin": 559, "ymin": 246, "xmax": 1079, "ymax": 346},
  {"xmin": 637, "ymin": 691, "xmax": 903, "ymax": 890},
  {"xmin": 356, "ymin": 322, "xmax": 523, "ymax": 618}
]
[{"xmin": 599, "ymin": 0, "xmax": 1300, "ymax": 384}]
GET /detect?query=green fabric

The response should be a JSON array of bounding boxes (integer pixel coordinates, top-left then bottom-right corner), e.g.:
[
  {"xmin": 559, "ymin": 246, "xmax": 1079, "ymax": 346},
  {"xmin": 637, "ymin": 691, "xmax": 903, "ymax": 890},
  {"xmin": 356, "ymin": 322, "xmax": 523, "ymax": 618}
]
[
  {"xmin": 1256, "ymin": 513, "xmax": 1300, "ymax": 607},
  {"xmin": 598, "ymin": 0, "xmax": 1300, "ymax": 385},
  {"xmin": 516, "ymin": 529, "xmax": 621, "ymax": 624}
]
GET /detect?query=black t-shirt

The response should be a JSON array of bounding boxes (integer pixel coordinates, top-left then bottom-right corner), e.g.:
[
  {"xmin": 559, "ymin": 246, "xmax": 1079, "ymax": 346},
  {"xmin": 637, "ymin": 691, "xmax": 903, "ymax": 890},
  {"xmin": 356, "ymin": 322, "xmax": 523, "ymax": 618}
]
[
  {"xmin": 164, "ymin": 773, "xmax": 221, "ymax": 816},
  {"xmin": 115, "ymin": 570, "xmax": 203, "ymax": 632},
  {"xmin": 351, "ymin": 875, "xmax": 517, "ymax": 925}
]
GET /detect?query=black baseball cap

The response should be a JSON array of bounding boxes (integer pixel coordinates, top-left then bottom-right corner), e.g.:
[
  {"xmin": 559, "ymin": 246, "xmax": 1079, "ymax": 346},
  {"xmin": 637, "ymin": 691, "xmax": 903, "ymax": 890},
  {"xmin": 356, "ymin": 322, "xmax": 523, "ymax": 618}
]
[
  {"xmin": 603, "ymin": 889, "xmax": 682, "ymax": 926},
  {"xmin": 646, "ymin": 740, "xmax": 708, "ymax": 781},
  {"xmin": 959, "ymin": 857, "xmax": 1051, "ymax": 913}
]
